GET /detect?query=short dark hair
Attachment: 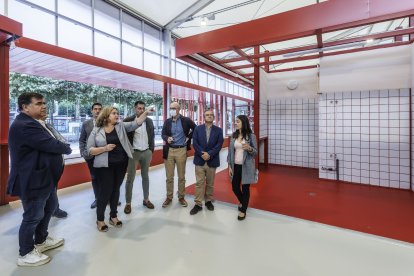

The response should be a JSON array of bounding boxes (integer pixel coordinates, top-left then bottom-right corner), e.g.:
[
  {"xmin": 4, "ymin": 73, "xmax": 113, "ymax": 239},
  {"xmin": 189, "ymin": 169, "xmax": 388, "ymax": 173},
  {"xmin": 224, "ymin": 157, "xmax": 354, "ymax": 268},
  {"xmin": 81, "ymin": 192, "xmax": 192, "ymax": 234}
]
[
  {"xmin": 91, "ymin": 102, "xmax": 102, "ymax": 110},
  {"xmin": 134, "ymin": 100, "xmax": 145, "ymax": 107},
  {"xmin": 204, "ymin": 109, "xmax": 214, "ymax": 116},
  {"xmin": 18, "ymin": 92, "xmax": 44, "ymax": 111}
]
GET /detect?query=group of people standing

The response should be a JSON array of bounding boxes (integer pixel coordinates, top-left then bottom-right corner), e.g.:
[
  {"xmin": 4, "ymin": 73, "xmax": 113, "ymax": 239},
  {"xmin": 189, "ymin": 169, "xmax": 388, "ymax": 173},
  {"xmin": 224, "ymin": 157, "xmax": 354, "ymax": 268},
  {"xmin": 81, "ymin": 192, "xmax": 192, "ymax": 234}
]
[{"xmin": 7, "ymin": 92, "xmax": 258, "ymax": 267}]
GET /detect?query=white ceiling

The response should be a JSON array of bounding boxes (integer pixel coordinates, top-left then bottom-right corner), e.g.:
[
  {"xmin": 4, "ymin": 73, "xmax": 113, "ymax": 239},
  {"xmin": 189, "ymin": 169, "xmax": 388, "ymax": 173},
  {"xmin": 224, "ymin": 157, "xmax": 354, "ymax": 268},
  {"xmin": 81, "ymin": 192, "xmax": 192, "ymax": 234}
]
[{"xmin": 116, "ymin": 0, "xmax": 327, "ymax": 38}]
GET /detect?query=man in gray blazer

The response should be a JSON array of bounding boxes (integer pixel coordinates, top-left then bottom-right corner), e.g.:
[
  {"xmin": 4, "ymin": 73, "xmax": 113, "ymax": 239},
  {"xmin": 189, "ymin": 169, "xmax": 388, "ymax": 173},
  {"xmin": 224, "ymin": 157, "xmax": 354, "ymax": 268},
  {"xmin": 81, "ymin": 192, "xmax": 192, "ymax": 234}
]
[
  {"xmin": 79, "ymin": 103, "xmax": 102, "ymax": 209},
  {"xmin": 123, "ymin": 100, "xmax": 155, "ymax": 214}
]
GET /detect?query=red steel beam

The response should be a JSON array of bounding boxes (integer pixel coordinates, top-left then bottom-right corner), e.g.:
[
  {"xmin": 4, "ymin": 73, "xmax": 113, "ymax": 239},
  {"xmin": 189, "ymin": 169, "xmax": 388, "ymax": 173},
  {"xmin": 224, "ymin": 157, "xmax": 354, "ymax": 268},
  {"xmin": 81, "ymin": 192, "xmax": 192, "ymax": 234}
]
[
  {"xmin": 16, "ymin": 38, "xmax": 252, "ymax": 103},
  {"xmin": 176, "ymin": 0, "xmax": 414, "ymax": 57},
  {"xmin": 0, "ymin": 15, "xmax": 22, "ymax": 43},
  {"xmin": 0, "ymin": 44, "xmax": 10, "ymax": 205},
  {"xmin": 232, "ymin": 54, "xmax": 321, "ymax": 70},
  {"xmin": 232, "ymin": 47, "xmax": 257, "ymax": 66}
]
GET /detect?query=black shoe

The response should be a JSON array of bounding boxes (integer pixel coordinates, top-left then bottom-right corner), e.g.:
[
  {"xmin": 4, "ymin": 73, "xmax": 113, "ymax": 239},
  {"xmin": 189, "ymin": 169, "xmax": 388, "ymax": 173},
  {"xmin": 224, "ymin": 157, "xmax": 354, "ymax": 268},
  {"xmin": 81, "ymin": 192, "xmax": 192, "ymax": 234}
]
[
  {"xmin": 90, "ymin": 200, "xmax": 97, "ymax": 209},
  {"xmin": 238, "ymin": 204, "xmax": 242, "ymax": 212},
  {"xmin": 190, "ymin": 205, "xmax": 202, "ymax": 215},
  {"xmin": 237, "ymin": 212, "xmax": 246, "ymax": 221},
  {"xmin": 118, "ymin": 201, "xmax": 121, "ymax": 206},
  {"xmin": 205, "ymin": 201, "xmax": 214, "ymax": 211},
  {"xmin": 53, "ymin": 208, "xmax": 68, "ymax": 219}
]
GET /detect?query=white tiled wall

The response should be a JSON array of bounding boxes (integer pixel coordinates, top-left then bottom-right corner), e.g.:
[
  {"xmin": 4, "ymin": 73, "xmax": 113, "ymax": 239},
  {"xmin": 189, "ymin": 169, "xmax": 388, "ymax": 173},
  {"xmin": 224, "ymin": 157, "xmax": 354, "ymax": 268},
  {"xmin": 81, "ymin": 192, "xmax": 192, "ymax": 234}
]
[
  {"xmin": 268, "ymin": 98, "xmax": 319, "ymax": 168},
  {"xmin": 319, "ymin": 89, "xmax": 411, "ymax": 189}
]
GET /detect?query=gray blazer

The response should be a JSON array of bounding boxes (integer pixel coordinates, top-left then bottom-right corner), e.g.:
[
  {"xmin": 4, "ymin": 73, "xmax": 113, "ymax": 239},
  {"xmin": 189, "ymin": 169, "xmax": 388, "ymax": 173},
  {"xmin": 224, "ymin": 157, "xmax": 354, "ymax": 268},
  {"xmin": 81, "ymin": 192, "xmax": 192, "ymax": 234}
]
[
  {"xmin": 227, "ymin": 134, "xmax": 258, "ymax": 185},
  {"xmin": 79, "ymin": 119, "xmax": 94, "ymax": 160},
  {"xmin": 87, "ymin": 121, "xmax": 140, "ymax": 168}
]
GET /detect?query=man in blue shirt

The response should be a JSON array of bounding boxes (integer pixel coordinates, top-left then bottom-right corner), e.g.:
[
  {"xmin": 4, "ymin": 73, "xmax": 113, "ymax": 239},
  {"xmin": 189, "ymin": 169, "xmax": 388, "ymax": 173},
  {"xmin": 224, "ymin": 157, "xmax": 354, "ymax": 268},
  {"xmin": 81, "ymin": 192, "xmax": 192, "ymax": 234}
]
[{"xmin": 161, "ymin": 102, "xmax": 196, "ymax": 208}]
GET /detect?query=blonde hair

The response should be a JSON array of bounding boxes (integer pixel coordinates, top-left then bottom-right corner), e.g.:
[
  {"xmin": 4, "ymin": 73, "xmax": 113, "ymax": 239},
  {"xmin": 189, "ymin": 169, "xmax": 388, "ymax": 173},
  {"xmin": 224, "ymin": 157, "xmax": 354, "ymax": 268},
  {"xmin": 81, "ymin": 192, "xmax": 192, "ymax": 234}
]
[{"xmin": 96, "ymin": 106, "xmax": 118, "ymax": 127}]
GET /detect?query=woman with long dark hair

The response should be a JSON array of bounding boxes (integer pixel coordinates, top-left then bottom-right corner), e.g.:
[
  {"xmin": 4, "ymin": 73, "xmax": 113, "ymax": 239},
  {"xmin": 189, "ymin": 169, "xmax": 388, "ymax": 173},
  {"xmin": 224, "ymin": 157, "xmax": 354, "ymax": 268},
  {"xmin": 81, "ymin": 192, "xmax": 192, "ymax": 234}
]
[{"xmin": 227, "ymin": 115, "xmax": 257, "ymax": 220}]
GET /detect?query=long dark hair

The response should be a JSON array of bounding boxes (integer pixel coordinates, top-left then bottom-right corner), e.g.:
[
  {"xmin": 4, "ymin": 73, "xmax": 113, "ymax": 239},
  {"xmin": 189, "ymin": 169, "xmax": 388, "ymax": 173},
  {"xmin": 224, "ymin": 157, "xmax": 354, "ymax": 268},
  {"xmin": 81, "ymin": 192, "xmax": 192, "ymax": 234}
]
[{"xmin": 232, "ymin": 115, "xmax": 252, "ymax": 140}]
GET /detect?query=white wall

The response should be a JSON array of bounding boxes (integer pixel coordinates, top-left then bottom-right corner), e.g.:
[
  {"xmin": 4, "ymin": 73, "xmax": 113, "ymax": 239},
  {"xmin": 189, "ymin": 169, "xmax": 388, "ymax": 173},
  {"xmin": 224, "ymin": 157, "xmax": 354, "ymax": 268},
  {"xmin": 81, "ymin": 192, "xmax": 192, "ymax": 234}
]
[
  {"xmin": 320, "ymin": 45, "xmax": 412, "ymax": 92},
  {"xmin": 260, "ymin": 68, "xmax": 319, "ymax": 100}
]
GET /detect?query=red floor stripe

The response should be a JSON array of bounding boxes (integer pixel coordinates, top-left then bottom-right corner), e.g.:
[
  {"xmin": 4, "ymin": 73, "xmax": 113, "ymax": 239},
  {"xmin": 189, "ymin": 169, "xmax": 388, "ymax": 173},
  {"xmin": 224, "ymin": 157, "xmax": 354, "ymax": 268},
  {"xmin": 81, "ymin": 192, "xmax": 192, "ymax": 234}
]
[{"xmin": 187, "ymin": 165, "xmax": 414, "ymax": 243}]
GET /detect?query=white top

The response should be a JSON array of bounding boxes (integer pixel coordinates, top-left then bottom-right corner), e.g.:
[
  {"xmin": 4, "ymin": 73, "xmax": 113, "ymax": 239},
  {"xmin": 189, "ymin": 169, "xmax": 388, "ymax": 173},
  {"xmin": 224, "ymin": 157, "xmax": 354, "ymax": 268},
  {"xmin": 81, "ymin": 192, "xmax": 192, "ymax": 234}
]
[
  {"xmin": 234, "ymin": 139, "xmax": 245, "ymax": 165},
  {"xmin": 133, "ymin": 121, "xmax": 149, "ymax": 151}
]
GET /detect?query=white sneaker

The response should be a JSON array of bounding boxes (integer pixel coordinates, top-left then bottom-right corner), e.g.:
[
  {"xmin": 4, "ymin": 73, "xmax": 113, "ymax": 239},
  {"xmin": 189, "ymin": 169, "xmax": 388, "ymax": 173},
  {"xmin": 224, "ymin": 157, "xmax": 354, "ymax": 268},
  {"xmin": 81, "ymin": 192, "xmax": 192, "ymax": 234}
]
[
  {"xmin": 17, "ymin": 248, "xmax": 50, "ymax": 267},
  {"xmin": 35, "ymin": 236, "xmax": 64, "ymax": 253}
]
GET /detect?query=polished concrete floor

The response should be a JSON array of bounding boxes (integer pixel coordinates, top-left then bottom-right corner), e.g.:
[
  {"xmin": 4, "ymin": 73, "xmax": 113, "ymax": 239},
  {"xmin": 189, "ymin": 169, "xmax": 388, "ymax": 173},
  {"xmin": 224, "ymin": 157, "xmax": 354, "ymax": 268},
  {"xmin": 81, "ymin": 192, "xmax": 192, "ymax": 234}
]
[{"xmin": 1, "ymin": 150, "xmax": 414, "ymax": 276}]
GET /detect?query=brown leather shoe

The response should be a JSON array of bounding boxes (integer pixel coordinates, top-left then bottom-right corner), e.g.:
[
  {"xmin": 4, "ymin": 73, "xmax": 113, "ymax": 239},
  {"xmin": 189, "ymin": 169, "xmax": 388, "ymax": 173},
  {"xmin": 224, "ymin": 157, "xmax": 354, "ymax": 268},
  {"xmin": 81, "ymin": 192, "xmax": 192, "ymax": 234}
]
[
  {"xmin": 124, "ymin": 204, "xmax": 131, "ymax": 214},
  {"xmin": 162, "ymin": 198, "xmax": 172, "ymax": 208},
  {"xmin": 143, "ymin": 200, "xmax": 155, "ymax": 209},
  {"xmin": 178, "ymin": 198, "xmax": 188, "ymax": 207}
]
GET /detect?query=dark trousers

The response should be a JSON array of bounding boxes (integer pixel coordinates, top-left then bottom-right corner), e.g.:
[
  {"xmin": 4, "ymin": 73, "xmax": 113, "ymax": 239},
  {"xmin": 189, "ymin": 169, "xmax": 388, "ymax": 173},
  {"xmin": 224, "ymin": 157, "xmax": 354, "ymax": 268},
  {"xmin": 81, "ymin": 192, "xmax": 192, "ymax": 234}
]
[
  {"xmin": 231, "ymin": 164, "xmax": 250, "ymax": 213},
  {"xmin": 95, "ymin": 161, "xmax": 128, "ymax": 221},
  {"xmin": 19, "ymin": 188, "xmax": 58, "ymax": 256},
  {"xmin": 86, "ymin": 158, "xmax": 98, "ymax": 198}
]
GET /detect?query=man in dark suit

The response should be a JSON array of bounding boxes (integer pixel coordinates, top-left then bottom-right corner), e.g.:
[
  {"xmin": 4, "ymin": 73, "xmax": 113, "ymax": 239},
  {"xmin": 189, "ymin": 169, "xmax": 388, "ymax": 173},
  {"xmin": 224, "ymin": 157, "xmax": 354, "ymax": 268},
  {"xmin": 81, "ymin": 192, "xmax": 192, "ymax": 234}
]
[
  {"xmin": 161, "ymin": 101, "xmax": 196, "ymax": 208},
  {"xmin": 7, "ymin": 92, "xmax": 72, "ymax": 266},
  {"xmin": 189, "ymin": 109, "xmax": 224, "ymax": 215},
  {"xmin": 79, "ymin": 102, "xmax": 102, "ymax": 209},
  {"xmin": 123, "ymin": 100, "xmax": 155, "ymax": 214}
]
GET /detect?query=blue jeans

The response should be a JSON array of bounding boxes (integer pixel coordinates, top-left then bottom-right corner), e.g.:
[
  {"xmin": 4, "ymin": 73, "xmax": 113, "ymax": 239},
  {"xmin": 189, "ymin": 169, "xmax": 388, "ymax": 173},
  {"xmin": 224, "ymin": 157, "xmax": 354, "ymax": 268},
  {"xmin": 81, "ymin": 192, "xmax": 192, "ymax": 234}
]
[{"xmin": 19, "ymin": 188, "xmax": 58, "ymax": 256}]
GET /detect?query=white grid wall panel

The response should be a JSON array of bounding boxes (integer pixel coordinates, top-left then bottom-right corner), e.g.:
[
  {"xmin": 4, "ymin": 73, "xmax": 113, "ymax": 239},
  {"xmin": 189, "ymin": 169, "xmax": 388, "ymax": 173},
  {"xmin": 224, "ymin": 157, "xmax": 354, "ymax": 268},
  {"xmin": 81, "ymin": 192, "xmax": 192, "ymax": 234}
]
[
  {"xmin": 268, "ymin": 98, "xmax": 319, "ymax": 168},
  {"xmin": 319, "ymin": 89, "xmax": 411, "ymax": 189}
]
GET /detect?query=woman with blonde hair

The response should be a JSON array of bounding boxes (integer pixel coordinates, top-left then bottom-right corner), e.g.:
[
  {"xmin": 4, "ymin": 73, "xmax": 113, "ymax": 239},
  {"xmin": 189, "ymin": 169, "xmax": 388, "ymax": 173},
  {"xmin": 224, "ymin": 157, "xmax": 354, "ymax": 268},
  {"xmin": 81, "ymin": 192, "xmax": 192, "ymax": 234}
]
[
  {"xmin": 227, "ymin": 115, "xmax": 257, "ymax": 221},
  {"xmin": 87, "ymin": 106, "xmax": 153, "ymax": 231}
]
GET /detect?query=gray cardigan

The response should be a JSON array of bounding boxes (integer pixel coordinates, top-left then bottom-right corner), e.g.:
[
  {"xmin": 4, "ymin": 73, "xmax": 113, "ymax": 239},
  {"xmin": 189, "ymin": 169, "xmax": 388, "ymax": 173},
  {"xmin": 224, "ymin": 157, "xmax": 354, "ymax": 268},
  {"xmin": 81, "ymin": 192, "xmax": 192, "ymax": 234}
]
[
  {"xmin": 87, "ymin": 121, "xmax": 140, "ymax": 168},
  {"xmin": 227, "ymin": 134, "xmax": 258, "ymax": 184}
]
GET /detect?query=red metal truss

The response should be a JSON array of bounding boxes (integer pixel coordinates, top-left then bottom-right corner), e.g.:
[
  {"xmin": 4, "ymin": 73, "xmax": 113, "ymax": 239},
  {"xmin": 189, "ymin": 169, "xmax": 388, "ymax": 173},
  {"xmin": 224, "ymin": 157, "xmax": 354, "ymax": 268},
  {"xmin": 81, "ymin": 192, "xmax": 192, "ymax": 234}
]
[
  {"xmin": 0, "ymin": 15, "xmax": 22, "ymax": 43},
  {"xmin": 176, "ymin": 0, "xmax": 414, "ymax": 57}
]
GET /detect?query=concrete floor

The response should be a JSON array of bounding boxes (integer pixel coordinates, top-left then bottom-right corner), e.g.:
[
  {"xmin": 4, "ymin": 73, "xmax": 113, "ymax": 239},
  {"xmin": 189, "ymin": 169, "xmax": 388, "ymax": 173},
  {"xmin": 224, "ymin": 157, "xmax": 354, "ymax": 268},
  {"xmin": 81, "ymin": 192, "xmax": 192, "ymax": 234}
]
[{"xmin": 1, "ymin": 150, "xmax": 414, "ymax": 276}]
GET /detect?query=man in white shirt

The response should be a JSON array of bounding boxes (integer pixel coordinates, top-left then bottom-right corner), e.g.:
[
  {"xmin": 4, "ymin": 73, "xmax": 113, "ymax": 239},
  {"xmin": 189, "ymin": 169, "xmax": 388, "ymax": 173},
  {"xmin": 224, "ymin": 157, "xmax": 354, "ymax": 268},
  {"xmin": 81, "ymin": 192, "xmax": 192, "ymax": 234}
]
[{"xmin": 123, "ymin": 101, "xmax": 155, "ymax": 214}]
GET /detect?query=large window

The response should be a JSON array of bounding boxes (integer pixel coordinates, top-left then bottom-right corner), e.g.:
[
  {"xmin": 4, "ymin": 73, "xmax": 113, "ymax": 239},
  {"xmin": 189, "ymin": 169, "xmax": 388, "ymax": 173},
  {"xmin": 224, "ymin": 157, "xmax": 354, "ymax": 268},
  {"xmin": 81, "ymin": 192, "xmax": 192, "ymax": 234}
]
[
  {"xmin": 58, "ymin": 0, "xmax": 92, "ymax": 26},
  {"xmin": 144, "ymin": 23, "xmax": 160, "ymax": 53},
  {"xmin": 94, "ymin": 0, "xmax": 120, "ymax": 37},
  {"xmin": 9, "ymin": 73, "xmax": 163, "ymax": 159},
  {"xmin": 58, "ymin": 18, "xmax": 93, "ymax": 55},
  {"xmin": 9, "ymin": 1, "xmax": 56, "ymax": 45},
  {"xmin": 95, "ymin": 32, "xmax": 121, "ymax": 63},
  {"xmin": 122, "ymin": 13, "xmax": 143, "ymax": 47}
]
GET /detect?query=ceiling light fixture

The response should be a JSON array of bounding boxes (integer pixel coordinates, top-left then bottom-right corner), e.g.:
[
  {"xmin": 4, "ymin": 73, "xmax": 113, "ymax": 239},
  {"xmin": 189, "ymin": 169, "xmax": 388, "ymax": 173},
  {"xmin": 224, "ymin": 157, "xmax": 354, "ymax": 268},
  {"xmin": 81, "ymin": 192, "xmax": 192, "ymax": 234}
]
[{"xmin": 200, "ymin": 17, "xmax": 207, "ymax": 26}]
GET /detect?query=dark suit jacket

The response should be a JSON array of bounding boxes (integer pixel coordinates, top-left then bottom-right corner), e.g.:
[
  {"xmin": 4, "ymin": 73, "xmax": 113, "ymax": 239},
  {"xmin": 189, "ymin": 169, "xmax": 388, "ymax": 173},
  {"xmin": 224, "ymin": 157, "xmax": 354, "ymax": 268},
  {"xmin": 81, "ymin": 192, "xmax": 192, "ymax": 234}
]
[
  {"xmin": 123, "ymin": 115, "xmax": 155, "ymax": 152},
  {"xmin": 192, "ymin": 124, "xmax": 224, "ymax": 168},
  {"xmin": 161, "ymin": 115, "xmax": 196, "ymax": 159},
  {"xmin": 7, "ymin": 113, "xmax": 72, "ymax": 199},
  {"xmin": 79, "ymin": 118, "xmax": 95, "ymax": 160}
]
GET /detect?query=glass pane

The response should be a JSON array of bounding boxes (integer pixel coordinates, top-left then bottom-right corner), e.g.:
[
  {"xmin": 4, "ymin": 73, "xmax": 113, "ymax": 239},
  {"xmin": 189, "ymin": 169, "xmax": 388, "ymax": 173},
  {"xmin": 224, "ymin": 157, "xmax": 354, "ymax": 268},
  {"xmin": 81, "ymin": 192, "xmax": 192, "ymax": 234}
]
[
  {"xmin": 207, "ymin": 74, "xmax": 215, "ymax": 89},
  {"xmin": 144, "ymin": 51, "xmax": 161, "ymax": 74},
  {"xmin": 171, "ymin": 60, "xmax": 176, "ymax": 78},
  {"xmin": 189, "ymin": 67, "xmax": 198, "ymax": 84},
  {"xmin": 122, "ymin": 43, "xmax": 143, "ymax": 69},
  {"xmin": 33, "ymin": 0, "xmax": 55, "ymax": 11},
  {"xmin": 199, "ymin": 71, "xmax": 207, "ymax": 87},
  {"xmin": 176, "ymin": 62, "xmax": 187, "ymax": 81},
  {"xmin": 58, "ymin": 18, "xmax": 92, "ymax": 55},
  {"xmin": 144, "ymin": 23, "xmax": 160, "ymax": 53},
  {"xmin": 122, "ymin": 12, "xmax": 142, "ymax": 47},
  {"xmin": 95, "ymin": 33, "xmax": 120, "ymax": 63},
  {"xmin": 94, "ymin": 0, "xmax": 120, "ymax": 37},
  {"xmin": 9, "ymin": 1, "xmax": 56, "ymax": 45},
  {"xmin": 58, "ymin": 0, "xmax": 92, "ymax": 26}
]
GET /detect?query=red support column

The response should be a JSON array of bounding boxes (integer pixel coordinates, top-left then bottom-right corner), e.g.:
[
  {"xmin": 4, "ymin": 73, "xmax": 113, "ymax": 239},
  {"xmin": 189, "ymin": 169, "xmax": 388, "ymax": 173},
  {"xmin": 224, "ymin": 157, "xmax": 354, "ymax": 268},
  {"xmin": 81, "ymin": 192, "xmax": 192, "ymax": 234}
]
[
  {"xmin": 163, "ymin": 83, "xmax": 168, "ymax": 121},
  {"xmin": 0, "ymin": 44, "xmax": 10, "ymax": 205},
  {"xmin": 253, "ymin": 46, "xmax": 260, "ymax": 168}
]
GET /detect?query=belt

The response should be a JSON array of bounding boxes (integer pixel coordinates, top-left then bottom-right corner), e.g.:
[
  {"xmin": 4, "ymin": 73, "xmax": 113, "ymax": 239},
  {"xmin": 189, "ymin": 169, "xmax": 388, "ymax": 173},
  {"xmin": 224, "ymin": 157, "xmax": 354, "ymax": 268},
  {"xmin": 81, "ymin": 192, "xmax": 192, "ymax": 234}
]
[
  {"xmin": 134, "ymin": 148, "xmax": 148, "ymax": 152},
  {"xmin": 169, "ymin": 145, "xmax": 186, "ymax": 149}
]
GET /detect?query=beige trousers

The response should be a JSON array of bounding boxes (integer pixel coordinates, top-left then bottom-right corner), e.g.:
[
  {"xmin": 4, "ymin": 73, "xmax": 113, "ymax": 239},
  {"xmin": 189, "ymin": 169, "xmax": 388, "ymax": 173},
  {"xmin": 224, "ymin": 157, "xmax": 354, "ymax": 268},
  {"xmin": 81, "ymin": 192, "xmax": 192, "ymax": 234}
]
[
  {"xmin": 194, "ymin": 163, "xmax": 216, "ymax": 206},
  {"xmin": 164, "ymin": 147, "xmax": 187, "ymax": 199}
]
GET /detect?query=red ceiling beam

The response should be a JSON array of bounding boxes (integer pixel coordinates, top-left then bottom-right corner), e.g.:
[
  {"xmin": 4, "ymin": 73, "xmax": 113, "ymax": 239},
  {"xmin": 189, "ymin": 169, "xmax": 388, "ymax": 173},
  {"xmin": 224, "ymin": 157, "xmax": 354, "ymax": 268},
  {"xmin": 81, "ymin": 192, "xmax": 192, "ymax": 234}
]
[
  {"xmin": 217, "ymin": 27, "xmax": 414, "ymax": 65},
  {"xmin": 16, "ymin": 38, "xmax": 252, "ymax": 102},
  {"xmin": 231, "ymin": 54, "xmax": 321, "ymax": 70},
  {"xmin": 232, "ymin": 48, "xmax": 257, "ymax": 66},
  {"xmin": 0, "ymin": 15, "xmax": 22, "ymax": 43},
  {"xmin": 176, "ymin": 0, "xmax": 414, "ymax": 57}
]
